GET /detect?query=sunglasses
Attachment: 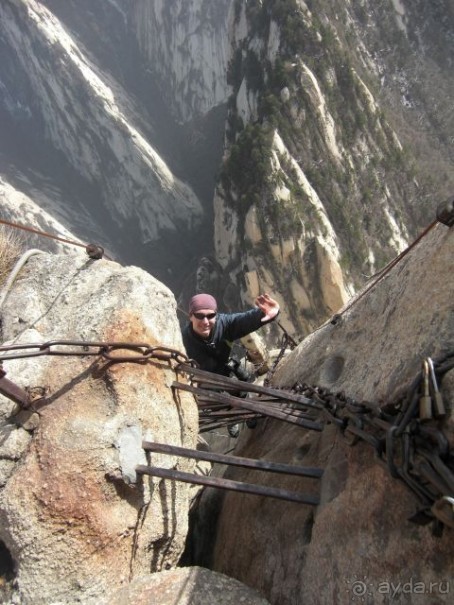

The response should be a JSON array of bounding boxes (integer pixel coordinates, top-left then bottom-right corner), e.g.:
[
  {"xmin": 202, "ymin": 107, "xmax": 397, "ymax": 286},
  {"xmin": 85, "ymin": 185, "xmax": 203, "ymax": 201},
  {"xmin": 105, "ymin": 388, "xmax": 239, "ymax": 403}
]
[{"xmin": 193, "ymin": 311, "xmax": 217, "ymax": 320}]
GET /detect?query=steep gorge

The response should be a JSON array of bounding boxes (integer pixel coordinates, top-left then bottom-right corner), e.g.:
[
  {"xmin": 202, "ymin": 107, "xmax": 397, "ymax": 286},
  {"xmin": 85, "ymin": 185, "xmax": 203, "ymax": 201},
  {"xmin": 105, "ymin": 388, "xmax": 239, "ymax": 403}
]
[
  {"xmin": 0, "ymin": 3, "xmax": 454, "ymax": 603},
  {"xmin": 212, "ymin": 0, "xmax": 454, "ymax": 337},
  {"xmin": 0, "ymin": 0, "xmax": 453, "ymax": 336}
]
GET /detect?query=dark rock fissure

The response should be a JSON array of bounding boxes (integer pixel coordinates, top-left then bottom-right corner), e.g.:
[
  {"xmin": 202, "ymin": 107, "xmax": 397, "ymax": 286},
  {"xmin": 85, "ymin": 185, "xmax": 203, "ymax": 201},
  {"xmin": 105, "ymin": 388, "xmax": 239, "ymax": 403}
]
[{"xmin": 0, "ymin": 540, "xmax": 15, "ymax": 601}]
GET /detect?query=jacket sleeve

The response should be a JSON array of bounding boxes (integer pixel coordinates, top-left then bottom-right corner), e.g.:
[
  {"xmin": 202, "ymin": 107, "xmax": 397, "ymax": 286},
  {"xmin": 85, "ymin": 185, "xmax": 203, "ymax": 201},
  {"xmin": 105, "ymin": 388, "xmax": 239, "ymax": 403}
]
[{"xmin": 221, "ymin": 307, "xmax": 271, "ymax": 342}]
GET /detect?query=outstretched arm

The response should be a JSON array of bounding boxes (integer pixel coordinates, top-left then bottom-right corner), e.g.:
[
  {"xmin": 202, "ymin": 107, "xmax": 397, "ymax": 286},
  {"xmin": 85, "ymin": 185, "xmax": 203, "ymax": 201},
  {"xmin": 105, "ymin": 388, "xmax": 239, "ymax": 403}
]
[
  {"xmin": 255, "ymin": 293, "xmax": 280, "ymax": 322},
  {"xmin": 221, "ymin": 295, "xmax": 280, "ymax": 341}
]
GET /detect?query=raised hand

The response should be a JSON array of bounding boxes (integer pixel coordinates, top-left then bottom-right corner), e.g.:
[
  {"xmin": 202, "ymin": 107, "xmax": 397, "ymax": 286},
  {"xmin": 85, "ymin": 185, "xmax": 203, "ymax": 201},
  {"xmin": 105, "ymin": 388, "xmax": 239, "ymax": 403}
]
[{"xmin": 255, "ymin": 293, "xmax": 280, "ymax": 322}]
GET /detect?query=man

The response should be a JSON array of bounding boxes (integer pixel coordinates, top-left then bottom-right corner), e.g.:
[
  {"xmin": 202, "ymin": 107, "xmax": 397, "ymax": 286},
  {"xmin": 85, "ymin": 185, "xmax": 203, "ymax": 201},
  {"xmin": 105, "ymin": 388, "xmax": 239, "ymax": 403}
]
[
  {"xmin": 182, "ymin": 292, "xmax": 280, "ymax": 376},
  {"xmin": 182, "ymin": 292, "xmax": 280, "ymax": 436}
]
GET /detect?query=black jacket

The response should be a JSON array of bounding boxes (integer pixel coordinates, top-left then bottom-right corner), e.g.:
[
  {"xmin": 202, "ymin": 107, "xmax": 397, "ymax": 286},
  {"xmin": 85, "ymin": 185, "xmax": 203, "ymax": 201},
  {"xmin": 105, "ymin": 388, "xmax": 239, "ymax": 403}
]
[{"xmin": 182, "ymin": 307, "xmax": 271, "ymax": 375}]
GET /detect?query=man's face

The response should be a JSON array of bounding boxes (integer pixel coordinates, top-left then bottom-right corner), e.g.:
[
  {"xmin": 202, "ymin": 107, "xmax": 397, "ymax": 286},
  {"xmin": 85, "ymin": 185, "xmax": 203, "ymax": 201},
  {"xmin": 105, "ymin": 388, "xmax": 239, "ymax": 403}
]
[{"xmin": 190, "ymin": 308, "xmax": 217, "ymax": 339}]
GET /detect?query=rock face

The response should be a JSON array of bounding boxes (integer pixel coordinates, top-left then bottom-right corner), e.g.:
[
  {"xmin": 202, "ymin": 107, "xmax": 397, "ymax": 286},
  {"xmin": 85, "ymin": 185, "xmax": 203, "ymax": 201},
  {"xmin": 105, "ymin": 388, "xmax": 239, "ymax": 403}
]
[
  {"xmin": 209, "ymin": 0, "xmax": 454, "ymax": 339},
  {"xmin": 107, "ymin": 566, "xmax": 270, "ymax": 605},
  {"xmin": 273, "ymin": 222, "xmax": 454, "ymax": 401},
  {"xmin": 131, "ymin": 0, "xmax": 232, "ymax": 123},
  {"xmin": 1, "ymin": 0, "xmax": 454, "ymax": 340},
  {"xmin": 0, "ymin": 0, "xmax": 207, "ymax": 285},
  {"xmin": 209, "ymin": 223, "xmax": 454, "ymax": 604},
  {"xmin": 0, "ymin": 177, "xmax": 86, "ymax": 255},
  {"xmin": 0, "ymin": 251, "xmax": 199, "ymax": 604},
  {"xmin": 214, "ymin": 129, "xmax": 354, "ymax": 335}
]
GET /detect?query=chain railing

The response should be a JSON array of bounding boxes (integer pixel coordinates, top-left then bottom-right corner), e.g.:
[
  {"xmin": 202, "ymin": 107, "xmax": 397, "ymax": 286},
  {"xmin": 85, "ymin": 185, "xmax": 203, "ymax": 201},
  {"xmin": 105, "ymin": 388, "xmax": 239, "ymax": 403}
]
[
  {"xmin": 0, "ymin": 341, "xmax": 453, "ymax": 528},
  {"xmin": 0, "ymin": 340, "xmax": 193, "ymax": 409},
  {"xmin": 290, "ymin": 352, "xmax": 454, "ymax": 533},
  {"xmin": 0, "ymin": 340, "xmax": 190, "ymax": 364}
]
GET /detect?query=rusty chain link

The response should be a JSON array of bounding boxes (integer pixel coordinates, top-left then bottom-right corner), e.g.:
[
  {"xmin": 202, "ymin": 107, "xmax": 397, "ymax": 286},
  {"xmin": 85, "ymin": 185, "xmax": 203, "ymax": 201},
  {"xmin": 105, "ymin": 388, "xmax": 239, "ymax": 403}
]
[
  {"xmin": 0, "ymin": 340, "xmax": 191, "ymax": 364},
  {"xmin": 0, "ymin": 341, "xmax": 193, "ymax": 408},
  {"xmin": 292, "ymin": 351, "xmax": 454, "ymax": 533}
]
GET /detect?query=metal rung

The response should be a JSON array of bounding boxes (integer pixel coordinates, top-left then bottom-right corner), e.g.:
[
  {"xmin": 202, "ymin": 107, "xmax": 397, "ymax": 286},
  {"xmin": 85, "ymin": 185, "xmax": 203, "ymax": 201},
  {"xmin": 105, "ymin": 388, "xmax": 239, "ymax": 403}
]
[
  {"xmin": 0, "ymin": 374, "xmax": 31, "ymax": 408},
  {"xmin": 173, "ymin": 381, "xmax": 324, "ymax": 432},
  {"xmin": 142, "ymin": 441, "xmax": 323, "ymax": 479},
  {"xmin": 136, "ymin": 465, "xmax": 320, "ymax": 505},
  {"xmin": 176, "ymin": 363, "xmax": 322, "ymax": 409}
]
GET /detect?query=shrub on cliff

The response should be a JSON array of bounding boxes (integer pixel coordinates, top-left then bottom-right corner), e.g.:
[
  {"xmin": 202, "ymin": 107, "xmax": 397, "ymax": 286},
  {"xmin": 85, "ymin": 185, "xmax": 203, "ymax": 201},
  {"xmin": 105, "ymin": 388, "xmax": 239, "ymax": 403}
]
[{"xmin": 0, "ymin": 227, "xmax": 23, "ymax": 286}]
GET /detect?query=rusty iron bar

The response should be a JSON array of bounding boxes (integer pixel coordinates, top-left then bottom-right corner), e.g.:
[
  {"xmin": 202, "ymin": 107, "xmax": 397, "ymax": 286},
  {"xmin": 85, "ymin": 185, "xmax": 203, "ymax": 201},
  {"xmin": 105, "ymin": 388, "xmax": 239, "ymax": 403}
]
[
  {"xmin": 344, "ymin": 424, "xmax": 383, "ymax": 452},
  {"xmin": 188, "ymin": 385, "xmax": 324, "ymax": 432},
  {"xmin": 418, "ymin": 460, "xmax": 452, "ymax": 496},
  {"xmin": 198, "ymin": 417, "xmax": 261, "ymax": 429},
  {"xmin": 198, "ymin": 422, "xmax": 256, "ymax": 430},
  {"xmin": 196, "ymin": 400, "xmax": 242, "ymax": 410},
  {"xmin": 418, "ymin": 451, "xmax": 454, "ymax": 494},
  {"xmin": 0, "ymin": 372, "xmax": 31, "ymax": 408},
  {"xmin": 194, "ymin": 394, "xmax": 316, "ymax": 422},
  {"xmin": 198, "ymin": 423, "xmax": 257, "ymax": 431},
  {"xmin": 199, "ymin": 408, "xmax": 256, "ymax": 416},
  {"xmin": 196, "ymin": 381, "xmax": 321, "ymax": 408},
  {"xmin": 198, "ymin": 415, "xmax": 259, "ymax": 424},
  {"xmin": 198, "ymin": 418, "xmax": 260, "ymax": 429},
  {"xmin": 197, "ymin": 394, "xmax": 316, "ymax": 415},
  {"xmin": 196, "ymin": 396, "xmax": 316, "ymax": 421},
  {"xmin": 198, "ymin": 414, "xmax": 255, "ymax": 424},
  {"xmin": 177, "ymin": 363, "xmax": 322, "ymax": 409},
  {"xmin": 199, "ymin": 422, "xmax": 245, "ymax": 433},
  {"xmin": 136, "ymin": 465, "xmax": 320, "ymax": 505},
  {"xmin": 142, "ymin": 441, "xmax": 323, "ymax": 478},
  {"xmin": 198, "ymin": 411, "xmax": 261, "ymax": 423},
  {"xmin": 198, "ymin": 419, "xmax": 242, "ymax": 430},
  {"xmin": 251, "ymin": 400, "xmax": 318, "ymax": 419},
  {"xmin": 173, "ymin": 381, "xmax": 324, "ymax": 431},
  {"xmin": 426, "ymin": 455, "xmax": 454, "ymax": 494},
  {"xmin": 243, "ymin": 395, "xmax": 312, "ymax": 408},
  {"xmin": 199, "ymin": 410, "xmax": 260, "ymax": 420}
]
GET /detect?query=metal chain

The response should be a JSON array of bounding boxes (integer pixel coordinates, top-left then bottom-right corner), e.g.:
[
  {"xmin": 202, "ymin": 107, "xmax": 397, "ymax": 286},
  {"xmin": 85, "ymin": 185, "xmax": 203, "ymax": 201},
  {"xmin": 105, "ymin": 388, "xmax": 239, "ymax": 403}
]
[
  {"xmin": 292, "ymin": 352, "xmax": 454, "ymax": 533},
  {"xmin": 0, "ymin": 340, "xmax": 191, "ymax": 364},
  {"xmin": 264, "ymin": 329, "xmax": 296, "ymax": 386},
  {"xmin": 0, "ymin": 341, "xmax": 193, "ymax": 407},
  {"xmin": 1, "ymin": 340, "xmax": 453, "ymax": 531}
]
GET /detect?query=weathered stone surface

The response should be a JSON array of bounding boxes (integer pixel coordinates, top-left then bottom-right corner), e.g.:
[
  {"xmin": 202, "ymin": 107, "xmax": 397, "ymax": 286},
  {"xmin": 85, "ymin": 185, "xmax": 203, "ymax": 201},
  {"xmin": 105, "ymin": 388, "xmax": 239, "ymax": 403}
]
[
  {"xmin": 0, "ymin": 251, "xmax": 199, "ymax": 604},
  {"xmin": 210, "ymin": 224, "xmax": 454, "ymax": 604},
  {"xmin": 107, "ymin": 566, "xmax": 270, "ymax": 605},
  {"xmin": 213, "ymin": 130, "xmax": 353, "ymax": 338},
  {"xmin": 273, "ymin": 223, "xmax": 454, "ymax": 401}
]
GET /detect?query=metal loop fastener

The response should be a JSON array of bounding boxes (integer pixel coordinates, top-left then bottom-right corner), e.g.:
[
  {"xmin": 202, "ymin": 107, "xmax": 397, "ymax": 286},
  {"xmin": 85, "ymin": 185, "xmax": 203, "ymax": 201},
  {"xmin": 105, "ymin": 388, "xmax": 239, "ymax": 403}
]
[
  {"xmin": 100, "ymin": 343, "xmax": 151, "ymax": 362},
  {"xmin": 149, "ymin": 347, "xmax": 189, "ymax": 364}
]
